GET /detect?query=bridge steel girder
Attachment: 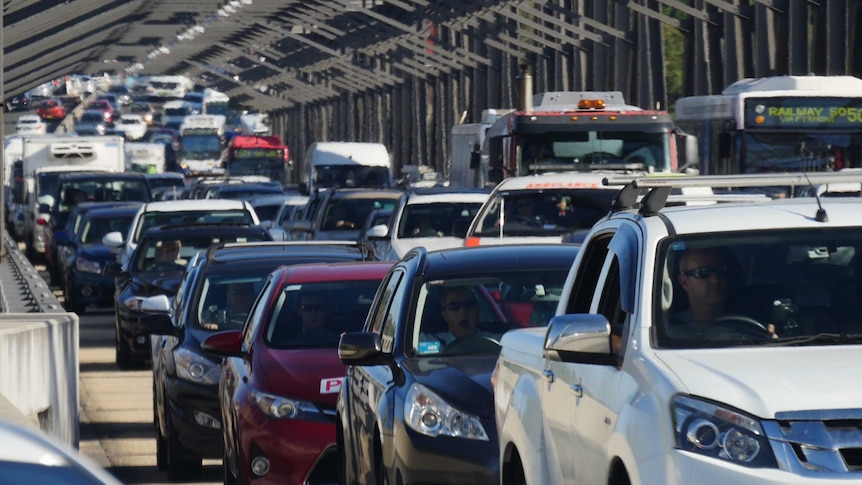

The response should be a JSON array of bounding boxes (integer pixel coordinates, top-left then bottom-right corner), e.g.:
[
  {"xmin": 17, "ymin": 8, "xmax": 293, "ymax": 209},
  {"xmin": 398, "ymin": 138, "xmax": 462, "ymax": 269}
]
[{"xmin": 257, "ymin": 0, "xmax": 862, "ymax": 184}]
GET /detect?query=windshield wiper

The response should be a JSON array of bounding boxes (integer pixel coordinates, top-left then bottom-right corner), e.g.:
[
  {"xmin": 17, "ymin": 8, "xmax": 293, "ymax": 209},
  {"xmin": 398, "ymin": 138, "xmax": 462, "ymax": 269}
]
[{"xmin": 762, "ymin": 333, "xmax": 862, "ymax": 347}]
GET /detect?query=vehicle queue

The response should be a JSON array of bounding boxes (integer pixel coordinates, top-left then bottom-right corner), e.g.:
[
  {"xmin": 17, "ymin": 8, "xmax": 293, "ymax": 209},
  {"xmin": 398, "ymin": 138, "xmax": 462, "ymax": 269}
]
[{"xmin": 5, "ymin": 72, "xmax": 862, "ymax": 485}]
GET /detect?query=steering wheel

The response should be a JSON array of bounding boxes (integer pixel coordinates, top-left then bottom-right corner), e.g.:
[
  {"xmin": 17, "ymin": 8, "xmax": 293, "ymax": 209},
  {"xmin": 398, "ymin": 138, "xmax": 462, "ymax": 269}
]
[
  {"xmin": 146, "ymin": 261, "xmax": 184, "ymax": 272},
  {"xmin": 507, "ymin": 215, "xmax": 542, "ymax": 227},
  {"xmin": 703, "ymin": 314, "xmax": 773, "ymax": 339},
  {"xmin": 440, "ymin": 335, "xmax": 501, "ymax": 354},
  {"xmin": 582, "ymin": 152, "xmax": 622, "ymax": 164}
]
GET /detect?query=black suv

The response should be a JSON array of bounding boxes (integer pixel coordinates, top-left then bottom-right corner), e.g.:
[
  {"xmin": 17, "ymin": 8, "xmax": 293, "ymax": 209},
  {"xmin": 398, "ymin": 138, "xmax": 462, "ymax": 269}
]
[
  {"xmin": 110, "ymin": 223, "xmax": 272, "ymax": 368},
  {"xmin": 135, "ymin": 241, "xmax": 376, "ymax": 479}
]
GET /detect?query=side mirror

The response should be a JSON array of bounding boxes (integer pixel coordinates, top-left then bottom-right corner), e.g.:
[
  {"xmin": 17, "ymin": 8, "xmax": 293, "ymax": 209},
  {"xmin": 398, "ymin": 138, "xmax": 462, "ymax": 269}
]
[
  {"xmin": 201, "ymin": 330, "xmax": 243, "ymax": 357},
  {"xmin": 338, "ymin": 332, "xmax": 389, "ymax": 366},
  {"xmin": 291, "ymin": 219, "xmax": 313, "ymax": 233},
  {"xmin": 367, "ymin": 224, "xmax": 388, "ymax": 240},
  {"xmin": 260, "ymin": 220, "xmax": 273, "ymax": 229},
  {"xmin": 544, "ymin": 314, "xmax": 617, "ymax": 366},
  {"xmin": 675, "ymin": 132, "xmax": 700, "ymax": 171},
  {"xmin": 102, "ymin": 231, "xmax": 124, "ymax": 252}
]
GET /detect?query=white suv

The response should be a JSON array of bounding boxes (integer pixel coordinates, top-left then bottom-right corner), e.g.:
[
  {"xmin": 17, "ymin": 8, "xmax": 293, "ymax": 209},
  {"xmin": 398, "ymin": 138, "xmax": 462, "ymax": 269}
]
[
  {"xmin": 495, "ymin": 172, "xmax": 862, "ymax": 484},
  {"xmin": 103, "ymin": 199, "xmax": 260, "ymax": 270}
]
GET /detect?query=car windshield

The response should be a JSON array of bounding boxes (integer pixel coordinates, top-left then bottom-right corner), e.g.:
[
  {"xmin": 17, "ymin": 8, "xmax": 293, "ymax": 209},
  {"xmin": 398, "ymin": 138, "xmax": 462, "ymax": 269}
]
[
  {"xmin": 134, "ymin": 209, "xmax": 252, "ymax": 242},
  {"xmin": 265, "ymin": 280, "xmax": 382, "ymax": 349},
  {"xmin": 398, "ymin": 202, "xmax": 484, "ymax": 238},
  {"xmin": 81, "ymin": 215, "xmax": 134, "ymax": 245},
  {"xmin": 655, "ymin": 229, "xmax": 862, "ymax": 349},
  {"xmin": 472, "ymin": 189, "xmax": 617, "ymax": 237},
  {"xmin": 133, "ymin": 233, "xmax": 266, "ymax": 274},
  {"xmin": 196, "ymin": 270, "xmax": 268, "ymax": 331},
  {"xmin": 321, "ymin": 197, "xmax": 399, "ymax": 231},
  {"xmin": 411, "ymin": 270, "xmax": 569, "ymax": 356}
]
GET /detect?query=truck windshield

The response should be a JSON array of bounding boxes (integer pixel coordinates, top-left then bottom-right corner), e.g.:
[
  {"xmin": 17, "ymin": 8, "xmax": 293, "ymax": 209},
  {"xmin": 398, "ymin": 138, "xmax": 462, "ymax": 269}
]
[
  {"xmin": 518, "ymin": 130, "xmax": 670, "ymax": 174},
  {"xmin": 655, "ymin": 229, "xmax": 862, "ymax": 349},
  {"xmin": 181, "ymin": 135, "xmax": 222, "ymax": 159}
]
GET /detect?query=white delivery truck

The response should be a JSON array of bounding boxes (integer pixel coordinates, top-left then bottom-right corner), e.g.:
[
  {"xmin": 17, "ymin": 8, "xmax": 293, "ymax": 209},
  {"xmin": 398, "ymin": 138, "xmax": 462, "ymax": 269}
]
[
  {"xmin": 21, "ymin": 135, "xmax": 124, "ymax": 260},
  {"xmin": 179, "ymin": 114, "xmax": 226, "ymax": 176},
  {"xmin": 125, "ymin": 142, "xmax": 166, "ymax": 174},
  {"xmin": 202, "ymin": 88, "xmax": 230, "ymax": 116},
  {"xmin": 300, "ymin": 141, "xmax": 392, "ymax": 195}
]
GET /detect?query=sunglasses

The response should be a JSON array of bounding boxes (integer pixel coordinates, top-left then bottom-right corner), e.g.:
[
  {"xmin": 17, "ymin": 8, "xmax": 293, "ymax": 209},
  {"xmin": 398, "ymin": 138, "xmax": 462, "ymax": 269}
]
[
  {"xmin": 680, "ymin": 266, "xmax": 733, "ymax": 279},
  {"xmin": 301, "ymin": 303, "xmax": 326, "ymax": 313},
  {"xmin": 443, "ymin": 299, "xmax": 478, "ymax": 312}
]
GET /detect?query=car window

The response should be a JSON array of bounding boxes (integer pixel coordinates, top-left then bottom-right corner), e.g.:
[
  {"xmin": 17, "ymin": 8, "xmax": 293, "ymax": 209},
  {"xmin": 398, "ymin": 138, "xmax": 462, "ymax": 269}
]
[
  {"xmin": 398, "ymin": 202, "xmax": 484, "ymax": 238},
  {"xmin": 412, "ymin": 270, "xmax": 569, "ymax": 356},
  {"xmin": 243, "ymin": 279, "xmax": 272, "ymax": 350},
  {"xmin": 264, "ymin": 280, "xmax": 382, "ymax": 349},
  {"xmin": 367, "ymin": 270, "xmax": 403, "ymax": 334}
]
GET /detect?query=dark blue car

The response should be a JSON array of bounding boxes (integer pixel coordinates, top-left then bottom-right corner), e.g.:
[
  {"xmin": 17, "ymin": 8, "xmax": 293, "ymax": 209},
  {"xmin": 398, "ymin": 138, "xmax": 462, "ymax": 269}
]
[{"xmin": 60, "ymin": 205, "xmax": 140, "ymax": 314}]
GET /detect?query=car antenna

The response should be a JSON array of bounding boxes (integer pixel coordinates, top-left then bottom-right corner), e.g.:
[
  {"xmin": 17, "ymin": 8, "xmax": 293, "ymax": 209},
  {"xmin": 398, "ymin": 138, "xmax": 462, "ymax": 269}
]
[{"xmin": 802, "ymin": 171, "xmax": 828, "ymax": 223}]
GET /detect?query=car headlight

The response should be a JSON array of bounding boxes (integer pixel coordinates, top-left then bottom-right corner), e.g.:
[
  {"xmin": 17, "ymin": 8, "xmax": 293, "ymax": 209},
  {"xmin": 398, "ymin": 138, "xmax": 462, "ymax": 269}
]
[
  {"xmin": 672, "ymin": 395, "xmax": 777, "ymax": 468},
  {"xmin": 75, "ymin": 256, "xmax": 102, "ymax": 274},
  {"xmin": 250, "ymin": 390, "xmax": 328, "ymax": 422},
  {"xmin": 174, "ymin": 347, "xmax": 220, "ymax": 385},
  {"xmin": 404, "ymin": 383, "xmax": 489, "ymax": 441}
]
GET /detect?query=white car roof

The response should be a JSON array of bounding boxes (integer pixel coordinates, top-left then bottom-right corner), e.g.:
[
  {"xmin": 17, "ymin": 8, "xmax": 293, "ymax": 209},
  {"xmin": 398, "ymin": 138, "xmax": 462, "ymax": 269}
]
[
  {"xmin": 18, "ymin": 114, "xmax": 42, "ymax": 123},
  {"xmin": 655, "ymin": 198, "xmax": 862, "ymax": 235},
  {"xmin": 405, "ymin": 191, "xmax": 490, "ymax": 205},
  {"xmin": 140, "ymin": 199, "xmax": 249, "ymax": 212}
]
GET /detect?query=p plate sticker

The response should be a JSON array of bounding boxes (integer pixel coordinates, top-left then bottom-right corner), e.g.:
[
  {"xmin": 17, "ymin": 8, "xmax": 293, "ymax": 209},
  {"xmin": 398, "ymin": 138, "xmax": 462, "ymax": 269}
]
[{"xmin": 320, "ymin": 377, "xmax": 344, "ymax": 394}]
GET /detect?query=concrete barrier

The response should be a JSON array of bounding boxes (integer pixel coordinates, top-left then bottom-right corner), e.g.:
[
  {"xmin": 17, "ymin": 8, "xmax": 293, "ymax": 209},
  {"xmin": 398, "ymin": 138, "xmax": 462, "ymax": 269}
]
[{"xmin": 0, "ymin": 230, "xmax": 80, "ymax": 448}]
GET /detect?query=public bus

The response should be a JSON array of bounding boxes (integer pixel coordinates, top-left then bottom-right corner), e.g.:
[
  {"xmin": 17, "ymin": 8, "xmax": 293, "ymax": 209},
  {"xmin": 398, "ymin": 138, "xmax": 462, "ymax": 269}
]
[
  {"xmin": 224, "ymin": 135, "xmax": 290, "ymax": 184},
  {"xmin": 674, "ymin": 75, "xmax": 862, "ymax": 175}
]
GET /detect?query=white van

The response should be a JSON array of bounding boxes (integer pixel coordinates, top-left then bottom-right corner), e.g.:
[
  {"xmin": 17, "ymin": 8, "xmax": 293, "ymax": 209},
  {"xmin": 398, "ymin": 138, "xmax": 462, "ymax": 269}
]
[{"xmin": 301, "ymin": 141, "xmax": 392, "ymax": 194}]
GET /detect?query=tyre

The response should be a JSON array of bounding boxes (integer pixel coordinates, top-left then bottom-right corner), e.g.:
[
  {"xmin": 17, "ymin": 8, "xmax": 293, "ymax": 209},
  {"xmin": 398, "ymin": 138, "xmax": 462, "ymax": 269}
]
[
  {"xmin": 223, "ymin": 444, "xmax": 238, "ymax": 485},
  {"xmin": 115, "ymin": 321, "xmax": 133, "ymax": 369},
  {"xmin": 164, "ymin": 409, "xmax": 203, "ymax": 480}
]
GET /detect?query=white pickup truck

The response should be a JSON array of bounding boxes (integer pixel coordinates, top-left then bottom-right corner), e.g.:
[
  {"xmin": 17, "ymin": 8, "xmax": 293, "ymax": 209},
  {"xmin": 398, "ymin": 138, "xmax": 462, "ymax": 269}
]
[{"xmin": 494, "ymin": 172, "xmax": 862, "ymax": 484}]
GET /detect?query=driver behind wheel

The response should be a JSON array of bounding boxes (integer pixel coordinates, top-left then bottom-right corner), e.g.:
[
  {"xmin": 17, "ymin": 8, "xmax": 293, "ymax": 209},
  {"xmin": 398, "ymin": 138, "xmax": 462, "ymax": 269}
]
[
  {"xmin": 438, "ymin": 286, "xmax": 481, "ymax": 345},
  {"xmin": 671, "ymin": 247, "xmax": 778, "ymax": 338}
]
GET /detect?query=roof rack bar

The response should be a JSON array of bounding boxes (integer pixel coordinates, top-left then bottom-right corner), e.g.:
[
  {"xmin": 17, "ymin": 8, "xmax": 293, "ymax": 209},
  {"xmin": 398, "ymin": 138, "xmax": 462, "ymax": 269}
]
[{"xmin": 603, "ymin": 172, "xmax": 862, "ymax": 189}]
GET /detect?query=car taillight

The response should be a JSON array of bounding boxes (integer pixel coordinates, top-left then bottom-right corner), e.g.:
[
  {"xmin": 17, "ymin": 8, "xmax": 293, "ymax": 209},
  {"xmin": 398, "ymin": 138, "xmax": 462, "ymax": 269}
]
[{"xmin": 36, "ymin": 217, "xmax": 48, "ymax": 225}]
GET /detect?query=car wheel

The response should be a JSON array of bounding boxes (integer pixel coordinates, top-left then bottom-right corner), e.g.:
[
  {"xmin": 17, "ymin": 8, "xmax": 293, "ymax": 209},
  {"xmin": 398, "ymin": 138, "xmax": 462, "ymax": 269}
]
[
  {"xmin": 115, "ymin": 319, "xmax": 133, "ymax": 369},
  {"xmin": 64, "ymin": 280, "xmax": 85, "ymax": 314},
  {"xmin": 25, "ymin": 234, "xmax": 35, "ymax": 262},
  {"xmin": 373, "ymin": 435, "xmax": 388, "ymax": 485},
  {"xmin": 337, "ymin": 425, "xmax": 355, "ymax": 485},
  {"xmin": 165, "ymin": 407, "xmax": 203, "ymax": 480},
  {"xmin": 154, "ymin": 386, "xmax": 167, "ymax": 470},
  {"xmin": 48, "ymin": 258, "xmax": 60, "ymax": 286}
]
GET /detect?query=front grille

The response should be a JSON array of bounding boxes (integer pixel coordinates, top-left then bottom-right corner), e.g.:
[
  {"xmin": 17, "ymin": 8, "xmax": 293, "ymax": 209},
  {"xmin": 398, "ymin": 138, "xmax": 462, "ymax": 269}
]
[{"xmin": 763, "ymin": 414, "xmax": 862, "ymax": 476}]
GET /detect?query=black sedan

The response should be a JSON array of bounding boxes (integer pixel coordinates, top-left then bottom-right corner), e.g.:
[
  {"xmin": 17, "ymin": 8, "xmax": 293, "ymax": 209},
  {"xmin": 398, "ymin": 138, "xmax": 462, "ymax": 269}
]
[
  {"xmin": 336, "ymin": 244, "xmax": 578, "ymax": 484},
  {"xmin": 109, "ymin": 223, "xmax": 272, "ymax": 368}
]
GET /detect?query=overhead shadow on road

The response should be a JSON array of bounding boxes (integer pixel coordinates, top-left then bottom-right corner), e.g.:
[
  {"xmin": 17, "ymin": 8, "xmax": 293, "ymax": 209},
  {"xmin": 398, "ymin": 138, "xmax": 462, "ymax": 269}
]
[
  {"xmin": 107, "ymin": 463, "xmax": 222, "ymax": 484},
  {"xmin": 80, "ymin": 421, "xmax": 155, "ymax": 441},
  {"xmin": 80, "ymin": 361, "xmax": 135, "ymax": 373}
]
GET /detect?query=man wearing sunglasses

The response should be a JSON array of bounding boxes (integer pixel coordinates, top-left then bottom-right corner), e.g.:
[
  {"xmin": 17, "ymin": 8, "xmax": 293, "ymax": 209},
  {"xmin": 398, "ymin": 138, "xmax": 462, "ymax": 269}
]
[
  {"xmin": 293, "ymin": 291, "xmax": 339, "ymax": 347},
  {"xmin": 674, "ymin": 247, "xmax": 733, "ymax": 328},
  {"xmin": 437, "ymin": 286, "xmax": 482, "ymax": 344}
]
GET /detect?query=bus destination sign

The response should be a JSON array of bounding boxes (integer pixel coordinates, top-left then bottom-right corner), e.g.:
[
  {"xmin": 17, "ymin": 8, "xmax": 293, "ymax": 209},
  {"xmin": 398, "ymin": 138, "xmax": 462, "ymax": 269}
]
[
  {"xmin": 235, "ymin": 148, "xmax": 283, "ymax": 159},
  {"xmin": 745, "ymin": 97, "xmax": 862, "ymax": 130}
]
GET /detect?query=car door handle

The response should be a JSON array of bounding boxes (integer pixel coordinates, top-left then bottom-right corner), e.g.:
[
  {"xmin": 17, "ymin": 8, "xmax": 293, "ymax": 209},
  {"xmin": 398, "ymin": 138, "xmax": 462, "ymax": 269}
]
[
  {"xmin": 570, "ymin": 384, "xmax": 583, "ymax": 398},
  {"xmin": 542, "ymin": 369, "xmax": 554, "ymax": 383}
]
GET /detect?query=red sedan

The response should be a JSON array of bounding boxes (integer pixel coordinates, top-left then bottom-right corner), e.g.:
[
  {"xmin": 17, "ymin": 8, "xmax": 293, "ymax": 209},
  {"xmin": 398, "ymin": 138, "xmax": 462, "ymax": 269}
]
[
  {"xmin": 84, "ymin": 100, "xmax": 116, "ymax": 125},
  {"xmin": 203, "ymin": 261, "xmax": 393, "ymax": 485},
  {"xmin": 36, "ymin": 98, "xmax": 66, "ymax": 120}
]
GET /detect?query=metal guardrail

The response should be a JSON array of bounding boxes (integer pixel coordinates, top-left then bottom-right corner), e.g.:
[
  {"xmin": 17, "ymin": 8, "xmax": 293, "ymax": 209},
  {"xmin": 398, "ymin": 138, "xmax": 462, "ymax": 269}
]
[{"xmin": 0, "ymin": 230, "xmax": 64, "ymax": 313}]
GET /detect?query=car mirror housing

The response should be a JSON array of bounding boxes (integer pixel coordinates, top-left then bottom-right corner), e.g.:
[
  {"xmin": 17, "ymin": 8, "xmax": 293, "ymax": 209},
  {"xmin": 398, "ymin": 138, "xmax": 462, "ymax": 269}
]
[
  {"xmin": 201, "ymin": 330, "xmax": 243, "ymax": 358},
  {"xmin": 102, "ymin": 231, "xmax": 124, "ymax": 251},
  {"xmin": 367, "ymin": 224, "xmax": 388, "ymax": 239},
  {"xmin": 338, "ymin": 332, "xmax": 389, "ymax": 366}
]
